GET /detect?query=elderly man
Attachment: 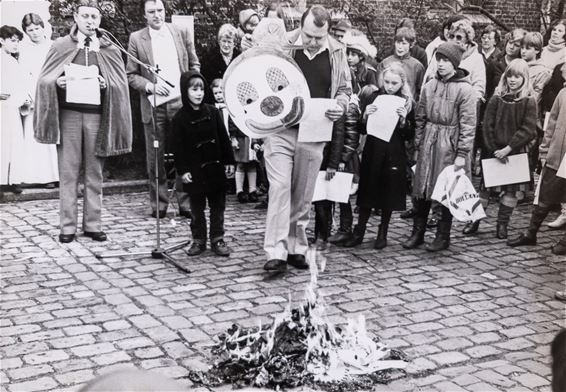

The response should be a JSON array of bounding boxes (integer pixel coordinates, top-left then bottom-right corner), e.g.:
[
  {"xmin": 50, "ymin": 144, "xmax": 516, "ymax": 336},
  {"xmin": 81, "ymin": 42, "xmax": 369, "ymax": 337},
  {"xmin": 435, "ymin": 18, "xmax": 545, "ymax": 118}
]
[
  {"xmin": 127, "ymin": 0, "xmax": 200, "ymax": 219},
  {"xmin": 263, "ymin": 5, "xmax": 352, "ymax": 272},
  {"xmin": 34, "ymin": 0, "xmax": 132, "ymax": 243}
]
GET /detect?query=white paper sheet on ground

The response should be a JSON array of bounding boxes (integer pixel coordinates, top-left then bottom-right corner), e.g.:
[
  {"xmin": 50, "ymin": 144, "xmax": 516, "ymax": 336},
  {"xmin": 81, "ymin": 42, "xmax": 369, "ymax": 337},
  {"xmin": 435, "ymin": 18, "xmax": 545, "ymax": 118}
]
[
  {"xmin": 64, "ymin": 64, "xmax": 100, "ymax": 105},
  {"xmin": 481, "ymin": 153, "xmax": 530, "ymax": 188},
  {"xmin": 147, "ymin": 83, "xmax": 181, "ymax": 108},
  {"xmin": 557, "ymin": 153, "xmax": 566, "ymax": 179},
  {"xmin": 298, "ymin": 98, "xmax": 336, "ymax": 142},
  {"xmin": 366, "ymin": 94, "xmax": 406, "ymax": 142},
  {"xmin": 312, "ymin": 171, "xmax": 353, "ymax": 203}
]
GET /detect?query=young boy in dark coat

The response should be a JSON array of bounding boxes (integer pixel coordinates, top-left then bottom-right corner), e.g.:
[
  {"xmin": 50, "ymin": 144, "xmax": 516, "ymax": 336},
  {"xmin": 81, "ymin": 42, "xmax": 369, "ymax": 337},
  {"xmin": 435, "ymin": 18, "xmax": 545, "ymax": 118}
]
[{"xmin": 172, "ymin": 71, "xmax": 235, "ymax": 257}]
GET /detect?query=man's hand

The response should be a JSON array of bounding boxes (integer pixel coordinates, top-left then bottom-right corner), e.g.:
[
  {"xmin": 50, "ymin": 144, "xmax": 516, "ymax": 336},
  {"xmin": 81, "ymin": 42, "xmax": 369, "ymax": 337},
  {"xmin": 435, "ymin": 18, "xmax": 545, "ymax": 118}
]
[
  {"xmin": 56, "ymin": 76, "xmax": 67, "ymax": 89},
  {"xmin": 225, "ymin": 165, "xmax": 235, "ymax": 176},
  {"xmin": 181, "ymin": 172, "xmax": 192, "ymax": 183},
  {"xmin": 231, "ymin": 138, "xmax": 239, "ymax": 149},
  {"xmin": 338, "ymin": 162, "xmax": 346, "ymax": 172},
  {"xmin": 454, "ymin": 156, "xmax": 466, "ymax": 171},
  {"xmin": 325, "ymin": 167, "xmax": 337, "ymax": 181},
  {"xmin": 325, "ymin": 104, "xmax": 344, "ymax": 122},
  {"xmin": 98, "ymin": 75, "xmax": 107, "ymax": 89},
  {"xmin": 494, "ymin": 145, "xmax": 512, "ymax": 163},
  {"xmin": 146, "ymin": 81, "xmax": 170, "ymax": 96}
]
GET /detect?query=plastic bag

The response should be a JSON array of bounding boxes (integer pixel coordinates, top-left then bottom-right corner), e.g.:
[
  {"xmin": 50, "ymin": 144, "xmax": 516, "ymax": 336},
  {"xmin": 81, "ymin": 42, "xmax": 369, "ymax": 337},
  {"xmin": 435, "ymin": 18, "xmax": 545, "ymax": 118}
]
[{"xmin": 431, "ymin": 165, "xmax": 486, "ymax": 222}]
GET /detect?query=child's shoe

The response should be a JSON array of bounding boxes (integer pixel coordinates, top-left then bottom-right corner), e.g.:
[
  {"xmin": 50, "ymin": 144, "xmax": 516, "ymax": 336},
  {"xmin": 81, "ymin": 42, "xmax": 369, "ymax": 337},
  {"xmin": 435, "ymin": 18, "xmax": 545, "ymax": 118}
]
[
  {"xmin": 237, "ymin": 192, "xmax": 249, "ymax": 203},
  {"xmin": 186, "ymin": 242, "xmax": 206, "ymax": 256},
  {"xmin": 248, "ymin": 191, "xmax": 259, "ymax": 203},
  {"xmin": 212, "ymin": 239, "xmax": 230, "ymax": 257}
]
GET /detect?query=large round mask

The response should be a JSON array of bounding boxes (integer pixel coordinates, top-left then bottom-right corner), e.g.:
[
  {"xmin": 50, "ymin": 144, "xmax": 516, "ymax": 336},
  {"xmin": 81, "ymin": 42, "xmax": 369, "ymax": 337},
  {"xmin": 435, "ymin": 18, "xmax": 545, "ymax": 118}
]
[{"xmin": 223, "ymin": 46, "xmax": 310, "ymax": 138}]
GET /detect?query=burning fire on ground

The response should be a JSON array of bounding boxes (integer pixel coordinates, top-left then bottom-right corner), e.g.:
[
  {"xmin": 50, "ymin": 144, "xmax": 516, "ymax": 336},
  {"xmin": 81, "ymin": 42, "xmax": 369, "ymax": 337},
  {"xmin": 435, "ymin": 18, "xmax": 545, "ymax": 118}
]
[{"xmin": 188, "ymin": 250, "xmax": 408, "ymax": 390}]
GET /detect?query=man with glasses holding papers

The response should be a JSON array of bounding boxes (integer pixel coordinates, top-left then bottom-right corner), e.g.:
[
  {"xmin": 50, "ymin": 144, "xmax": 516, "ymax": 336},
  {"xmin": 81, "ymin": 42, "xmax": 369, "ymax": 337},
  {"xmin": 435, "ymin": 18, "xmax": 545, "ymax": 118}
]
[{"xmin": 34, "ymin": 0, "xmax": 132, "ymax": 243}]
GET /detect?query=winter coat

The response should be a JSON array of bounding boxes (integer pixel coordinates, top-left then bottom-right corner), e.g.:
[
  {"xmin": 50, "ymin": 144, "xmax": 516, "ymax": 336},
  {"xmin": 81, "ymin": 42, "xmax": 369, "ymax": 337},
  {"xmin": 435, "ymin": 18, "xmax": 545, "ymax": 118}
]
[
  {"xmin": 377, "ymin": 54, "xmax": 425, "ymax": 101},
  {"xmin": 528, "ymin": 60, "xmax": 552, "ymax": 105},
  {"xmin": 341, "ymin": 97, "xmax": 361, "ymax": 167},
  {"xmin": 539, "ymin": 88, "xmax": 566, "ymax": 171},
  {"xmin": 482, "ymin": 93, "xmax": 537, "ymax": 156},
  {"xmin": 413, "ymin": 69, "xmax": 477, "ymax": 200},
  {"xmin": 540, "ymin": 62, "xmax": 565, "ymax": 113},
  {"xmin": 229, "ymin": 116, "xmax": 256, "ymax": 163},
  {"xmin": 356, "ymin": 87, "xmax": 415, "ymax": 210},
  {"xmin": 351, "ymin": 61, "xmax": 378, "ymax": 92},
  {"xmin": 201, "ymin": 45, "xmax": 240, "ymax": 84},
  {"xmin": 485, "ymin": 53, "xmax": 508, "ymax": 100},
  {"xmin": 320, "ymin": 114, "xmax": 345, "ymax": 171},
  {"xmin": 172, "ymin": 71, "xmax": 235, "ymax": 195},
  {"xmin": 410, "ymin": 44, "xmax": 428, "ymax": 70}
]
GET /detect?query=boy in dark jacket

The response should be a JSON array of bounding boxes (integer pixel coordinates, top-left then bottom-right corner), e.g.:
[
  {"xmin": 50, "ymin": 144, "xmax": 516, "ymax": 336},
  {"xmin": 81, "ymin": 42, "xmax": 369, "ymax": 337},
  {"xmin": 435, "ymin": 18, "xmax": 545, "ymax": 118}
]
[{"xmin": 172, "ymin": 71, "xmax": 235, "ymax": 257}]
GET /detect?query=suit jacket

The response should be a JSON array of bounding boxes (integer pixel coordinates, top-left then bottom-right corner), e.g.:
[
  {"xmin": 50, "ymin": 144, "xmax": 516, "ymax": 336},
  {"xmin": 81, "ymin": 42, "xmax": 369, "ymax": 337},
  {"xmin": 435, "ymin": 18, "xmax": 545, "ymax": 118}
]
[{"xmin": 127, "ymin": 23, "xmax": 200, "ymax": 123}]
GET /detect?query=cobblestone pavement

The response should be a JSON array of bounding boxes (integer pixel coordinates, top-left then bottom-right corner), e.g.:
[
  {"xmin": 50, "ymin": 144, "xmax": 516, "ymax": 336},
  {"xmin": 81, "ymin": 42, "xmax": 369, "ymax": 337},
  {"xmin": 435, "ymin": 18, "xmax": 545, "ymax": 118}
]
[{"xmin": 1, "ymin": 192, "xmax": 565, "ymax": 392}]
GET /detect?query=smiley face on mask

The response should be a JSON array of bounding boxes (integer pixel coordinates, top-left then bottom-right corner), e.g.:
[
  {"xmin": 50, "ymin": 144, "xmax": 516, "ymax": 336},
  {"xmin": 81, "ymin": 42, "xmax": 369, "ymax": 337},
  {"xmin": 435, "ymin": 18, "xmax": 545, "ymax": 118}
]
[{"xmin": 223, "ymin": 46, "xmax": 310, "ymax": 138}]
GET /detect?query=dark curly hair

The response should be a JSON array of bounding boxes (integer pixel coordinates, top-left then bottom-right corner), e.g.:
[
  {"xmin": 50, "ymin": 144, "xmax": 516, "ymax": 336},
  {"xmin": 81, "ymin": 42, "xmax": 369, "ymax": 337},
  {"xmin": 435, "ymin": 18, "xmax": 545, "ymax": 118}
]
[{"xmin": 0, "ymin": 25, "xmax": 24, "ymax": 42}]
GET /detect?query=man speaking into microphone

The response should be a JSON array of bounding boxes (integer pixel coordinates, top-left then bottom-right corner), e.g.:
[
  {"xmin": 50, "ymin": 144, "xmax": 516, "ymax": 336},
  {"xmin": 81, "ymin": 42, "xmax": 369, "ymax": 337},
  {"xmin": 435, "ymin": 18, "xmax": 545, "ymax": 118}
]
[
  {"xmin": 34, "ymin": 0, "xmax": 132, "ymax": 243},
  {"xmin": 126, "ymin": 0, "xmax": 200, "ymax": 219}
]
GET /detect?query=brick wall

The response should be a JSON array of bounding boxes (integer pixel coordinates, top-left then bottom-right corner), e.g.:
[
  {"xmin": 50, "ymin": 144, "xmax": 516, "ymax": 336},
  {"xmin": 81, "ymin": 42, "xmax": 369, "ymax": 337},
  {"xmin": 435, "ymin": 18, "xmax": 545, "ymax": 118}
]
[{"xmin": 483, "ymin": 0, "xmax": 541, "ymax": 31}]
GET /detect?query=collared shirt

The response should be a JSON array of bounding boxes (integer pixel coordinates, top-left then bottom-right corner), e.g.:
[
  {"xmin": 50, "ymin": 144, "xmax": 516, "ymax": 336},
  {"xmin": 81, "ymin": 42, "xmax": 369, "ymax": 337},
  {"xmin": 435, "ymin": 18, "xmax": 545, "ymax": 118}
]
[
  {"xmin": 77, "ymin": 31, "xmax": 100, "ymax": 52},
  {"xmin": 294, "ymin": 34, "xmax": 329, "ymax": 61},
  {"xmin": 149, "ymin": 25, "xmax": 181, "ymax": 88}
]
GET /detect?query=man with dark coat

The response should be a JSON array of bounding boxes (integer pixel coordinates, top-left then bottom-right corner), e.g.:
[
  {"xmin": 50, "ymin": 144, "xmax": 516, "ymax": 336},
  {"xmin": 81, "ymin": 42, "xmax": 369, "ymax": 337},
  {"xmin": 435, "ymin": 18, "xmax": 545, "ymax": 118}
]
[{"xmin": 34, "ymin": 0, "xmax": 132, "ymax": 243}]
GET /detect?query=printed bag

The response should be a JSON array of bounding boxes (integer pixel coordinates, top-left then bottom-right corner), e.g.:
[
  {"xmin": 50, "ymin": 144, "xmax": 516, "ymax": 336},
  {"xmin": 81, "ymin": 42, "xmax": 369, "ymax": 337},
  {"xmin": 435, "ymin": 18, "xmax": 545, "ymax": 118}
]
[{"xmin": 431, "ymin": 165, "xmax": 486, "ymax": 222}]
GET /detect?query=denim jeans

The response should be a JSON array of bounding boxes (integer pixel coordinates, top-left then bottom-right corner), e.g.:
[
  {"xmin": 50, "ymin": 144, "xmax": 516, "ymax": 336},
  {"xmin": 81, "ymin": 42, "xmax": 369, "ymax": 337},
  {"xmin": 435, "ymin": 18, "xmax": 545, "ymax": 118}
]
[{"xmin": 188, "ymin": 191, "xmax": 226, "ymax": 244}]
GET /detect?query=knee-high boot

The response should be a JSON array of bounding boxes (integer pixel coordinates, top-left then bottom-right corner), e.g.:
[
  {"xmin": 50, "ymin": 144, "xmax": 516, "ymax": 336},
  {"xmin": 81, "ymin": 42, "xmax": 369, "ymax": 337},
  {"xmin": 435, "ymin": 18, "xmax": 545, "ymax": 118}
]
[
  {"xmin": 507, "ymin": 205, "xmax": 550, "ymax": 246},
  {"xmin": 343, "ymin": 207, "xmax": 371, "ymax": 248},
  {"xmin": 496, "ymin": 204, "xmax": 515, "ymax": 239},
  {"xmin": 374, "ymin": 210, "xmax": 392, "ymax": 249},
  {"xmin": 426, "ymin": 206, "xmax": 452, "ymax": 252},
  {"xmin": 403, "ymin": 199, "xmax": 430, "ymax": 249}
]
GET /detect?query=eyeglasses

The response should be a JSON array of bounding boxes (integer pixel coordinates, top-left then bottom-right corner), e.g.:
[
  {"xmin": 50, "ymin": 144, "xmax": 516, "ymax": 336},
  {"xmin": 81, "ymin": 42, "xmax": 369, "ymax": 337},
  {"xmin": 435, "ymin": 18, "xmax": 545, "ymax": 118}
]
[{"xmin": 449, "ymin": 34, "xmax": 466, "ymax": 41}]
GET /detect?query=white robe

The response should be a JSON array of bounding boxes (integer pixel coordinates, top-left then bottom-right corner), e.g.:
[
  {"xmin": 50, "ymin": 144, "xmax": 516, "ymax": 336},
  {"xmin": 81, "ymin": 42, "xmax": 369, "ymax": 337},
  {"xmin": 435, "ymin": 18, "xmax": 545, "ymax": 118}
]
[
  {"xmin": 1, "ymin": 51, "xmax": 26, "ymax": 185},
  {"xmin": 19, "ymin": 39, "xmax": 59, "ymax": 184}
]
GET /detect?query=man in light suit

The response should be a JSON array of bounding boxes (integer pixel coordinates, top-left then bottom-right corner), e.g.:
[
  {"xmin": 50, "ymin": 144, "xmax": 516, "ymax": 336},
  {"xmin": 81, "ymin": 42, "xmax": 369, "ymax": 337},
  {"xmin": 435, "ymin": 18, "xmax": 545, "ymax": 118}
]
[{"xmin": 127, "ymin": 0, "xmax": 200, "ymax": 218}]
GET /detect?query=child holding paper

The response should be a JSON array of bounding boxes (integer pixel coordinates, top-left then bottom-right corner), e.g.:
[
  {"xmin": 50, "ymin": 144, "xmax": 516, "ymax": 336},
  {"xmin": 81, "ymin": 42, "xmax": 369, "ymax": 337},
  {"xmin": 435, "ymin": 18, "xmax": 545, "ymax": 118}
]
[
  {"xmin": 508, "ymin": 84, "xmax": 566, "ymax": 255},
  {"xmin": 343, "ymin": 62, "xmax": 415, "ymax": 249},
  {"xmin": 473, "ymin": 59, "xmax": 537, "ymax": 239}
]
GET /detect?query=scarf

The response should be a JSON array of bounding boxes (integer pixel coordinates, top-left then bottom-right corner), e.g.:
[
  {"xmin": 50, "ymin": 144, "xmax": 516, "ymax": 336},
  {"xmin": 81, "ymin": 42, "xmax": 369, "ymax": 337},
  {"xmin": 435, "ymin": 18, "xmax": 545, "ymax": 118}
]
[{"xmin": 546, "ymin": 39, "xmax": 566, "ymax": 52}]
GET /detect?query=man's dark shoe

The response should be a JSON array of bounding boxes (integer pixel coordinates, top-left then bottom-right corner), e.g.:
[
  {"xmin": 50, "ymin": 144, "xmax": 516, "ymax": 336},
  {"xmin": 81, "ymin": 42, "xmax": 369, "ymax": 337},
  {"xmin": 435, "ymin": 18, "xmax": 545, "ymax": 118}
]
[
  {"xmin": 463, "ymin": 220, "xmax": 480, "ymax": 235},
  {"xmin": 248, "ymin": 191, "xmax": 259, "ymax": 203},
  {"xmin": 211, "ymin": 240, "xmax": 230, "ymax": 257},
  {"xmin": 151, "ymin": 210, "xmax": 167, "ymax": 219},
  {"xmin": 237, "ymin": 192, "xmax": 249, "ymax": 203},
  {"xmin": 84, "ymin": 231, "xmax": 107, "ymax": 242},
  {"xmin": 287, "ymin": 254, "xmax": 309, "ymax": 269},
  {"xmin": 507, "ymin": 233, "xmax": 537, "ymax": 247},
  {"xmin": 254, "ymin": 200, "xmax": 268, "ymax": 210},
  {"xmin": 264, "ymin": 259, "xmax": 287, "ymax": 271},
  {"xmin": 328, "ymin": 231, "xmax": 352, "ymax": 245},
  {"xmin": 179, "ymin": 210, "xmax": 192, "ymax": 219},
  {"xmin": 59, "ymin": 233, "xmax": 75, "ymax": 243},
  {"xmin": 186, "ymin": 242, "xmax": 206, "ymax": 256}
]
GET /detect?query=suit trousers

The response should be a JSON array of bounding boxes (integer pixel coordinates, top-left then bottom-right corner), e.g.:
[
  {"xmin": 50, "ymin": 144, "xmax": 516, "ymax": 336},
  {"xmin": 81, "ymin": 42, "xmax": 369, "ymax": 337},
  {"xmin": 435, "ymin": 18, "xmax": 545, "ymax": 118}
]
[
  {"xmin": 143, "ymin": 97, "xmax": 190, "ymax": 213},
  {"xmin": 263, "ymin": 128, "xmax": 324, "ymax": 260},
  {"xmin": 58, "ymin": 110, "xmax": 104, "ymax": 234}
]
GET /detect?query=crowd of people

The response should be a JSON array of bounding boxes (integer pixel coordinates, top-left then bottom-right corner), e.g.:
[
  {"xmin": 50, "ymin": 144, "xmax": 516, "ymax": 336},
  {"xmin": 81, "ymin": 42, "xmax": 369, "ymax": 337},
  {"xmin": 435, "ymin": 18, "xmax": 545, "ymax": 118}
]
[{"xmin": 0, "ymin": 2, "xmax": 565, "ymax": 281}]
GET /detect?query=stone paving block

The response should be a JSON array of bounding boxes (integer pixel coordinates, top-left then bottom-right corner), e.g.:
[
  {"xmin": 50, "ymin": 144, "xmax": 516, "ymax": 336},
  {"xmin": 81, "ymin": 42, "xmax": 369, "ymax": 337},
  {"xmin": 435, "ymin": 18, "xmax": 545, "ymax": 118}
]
[
  {"xmin": 436, "ymin": 337, "xmax": 473, "ymax": 350},
  {"xmin": 434, "ymin": 381, "xmax": 468, "ymax": 391},
  {"xmin": 466, "ymin": 382, "xmax": 503, "ymax": 391},
  {"xmin": 92, "ymin": 351, "xmax": 132, "ymax": 366},
  {"xmin": 7, "ymin": 376, "xmax": 58, "ymax": 392},
  {"xmin": 428, "ymin": 351, "xmax": 470, "ymax": 366},
  {"xmin": 466, "ymin": 344, "xmax": 502, "ymax": 358},
  {"xmin": 513, "ymin": 373, "xmax": 550, "ymax": 388},
  {"xmin": 23, "ymin": 350, "xmax": 69, "ymax": 365},
  {"xmin": 71, "ymin": 342, "xmax": 116, "ymax": 357},
  {"xmin": 54, "ymin": 369, "xmax": 94, "ymax": 385},
  {"xmin": 8, "ymin": 364, "xmax": 53, "ymax": 380},
  {"xmin": 473, "ymin": 369, "xmax": 515, "ymax": 388}
]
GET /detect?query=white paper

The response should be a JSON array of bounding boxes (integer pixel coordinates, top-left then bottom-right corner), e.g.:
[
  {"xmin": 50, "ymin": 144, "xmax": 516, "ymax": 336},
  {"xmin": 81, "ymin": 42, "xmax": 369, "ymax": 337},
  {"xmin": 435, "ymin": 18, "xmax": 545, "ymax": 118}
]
[
  {"xmin": 543, "ymin": 111, "xmax": 551, "ymax": 131},
  {"xmin": 557, "ymin": 153, "xmax": 566, "ymax": 179},
  {"xmin": 147, "ymin": 83, "xmax": 181, "ymax": 107},
  {"xmin": 298, "ymin": 98, "xmax": 336, "ymax": 142},
  {"xmin": 481, "ymin": 153, "xmax": 530, "ymax": 188},
  {"xmin": 65, "ymin": 64, "xmax": 100, "ymax": 105},
  {"xmin": 534, "ymin": 167, "xmax": 544, "ymax": 205},
  {"xmin": 312, "ymin": 172, "xmax": 354, "ymax": 203},
  {"xmin": 366, "ymin": 95, "xmax": 406, "ymax": 142}
]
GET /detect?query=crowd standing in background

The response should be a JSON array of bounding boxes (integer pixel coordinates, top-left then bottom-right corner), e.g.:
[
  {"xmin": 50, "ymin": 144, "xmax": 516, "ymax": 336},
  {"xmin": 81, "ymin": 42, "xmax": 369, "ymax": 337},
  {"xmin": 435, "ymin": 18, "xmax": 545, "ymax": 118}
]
[{"xmin": 1, "ymin": 3, "xmax": 565, "ymax": 291}]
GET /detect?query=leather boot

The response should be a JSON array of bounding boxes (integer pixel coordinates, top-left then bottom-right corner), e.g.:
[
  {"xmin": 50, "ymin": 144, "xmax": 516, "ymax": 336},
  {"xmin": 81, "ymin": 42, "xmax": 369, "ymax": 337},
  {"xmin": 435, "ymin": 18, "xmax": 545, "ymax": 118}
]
[
  {"xmin": 496, "ymin": 204, "xmax": 514, "ymax": 239},
  {"xmin": 342, "ymin": 225, "xmax": 365, "ymax": 248},
  {"xmin": 552, "ymin": 239, "xmax": 566, "ymax": 255},
  {"xmin": 462, "ymin": 220, "xmax": 480, "ymax": 235},
  {"xmin": 374, "ymin": 224, "xmax": 388, "ymax": 249},
  {"xmin": 402, "ymin": 217, "xmax": 426, "ymax": 249},
  {"xmin": 426, "ymin": 221, "xmax": 451, "ymax": 252},
  {"xmin": 508, "ymin": 205, "xmax": 549, "ymax": 247}
]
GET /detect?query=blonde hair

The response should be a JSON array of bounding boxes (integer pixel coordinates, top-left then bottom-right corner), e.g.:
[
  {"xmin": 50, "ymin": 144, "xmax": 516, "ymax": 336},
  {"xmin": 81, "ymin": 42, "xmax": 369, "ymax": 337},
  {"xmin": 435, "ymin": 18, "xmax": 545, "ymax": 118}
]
[
  {"xmin": 494, "ymin": 58, "xmax": 533, "ymax": 99},
  {"xmin": 450, "ymin": 19, "xmax": 475, "ymax": 43},
  {"xmin": 379, "ymin": 62, "xmax": 413, "ymax": 111}
]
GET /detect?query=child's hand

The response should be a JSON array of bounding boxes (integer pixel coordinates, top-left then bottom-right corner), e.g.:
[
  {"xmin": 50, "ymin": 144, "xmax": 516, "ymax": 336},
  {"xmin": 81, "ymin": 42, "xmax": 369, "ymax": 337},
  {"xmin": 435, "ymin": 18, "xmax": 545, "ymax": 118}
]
[
  {"xmin": 182, "ymin": 172, "xmax": 192, "ymax": 183},
  {"xmin": 338, "ymin": 163, "xmax": 346, "ymax": 172},
  {"xmin": 225, "ymin": 165, "xmax": 235, "ymax": 176},
  {"xmin": 365, "ymin": 104, "xmax": 378, "ymax": 116},
  {"xmin": 231, "ymin": 138, "xmax": 239, "ymax": 149},
  {"xmin": 253, "ymin": 143, "xmax": 263, "ymax": 152},
  {"xmin": 325, "ymin": 168, "xmax": 337, "ymax": 181},
  {"xmin": 454, "ymin": 156, "xmax": 466, "ymax": 171},
  {"xmin": 494, "ymin": 146, "xmax": 512, "ymax": 163},
  {"xmin": 396, "ymin": 106, "xmax": 407, "ymax": 119}
]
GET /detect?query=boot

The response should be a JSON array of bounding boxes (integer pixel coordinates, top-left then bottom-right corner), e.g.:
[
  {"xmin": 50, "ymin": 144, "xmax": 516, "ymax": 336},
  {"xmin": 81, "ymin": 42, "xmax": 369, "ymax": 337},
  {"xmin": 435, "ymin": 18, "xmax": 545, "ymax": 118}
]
[
  {"xmin": 462, "ymin": 220, "xmax": 480, "ymax": 235},
  {"xmin": 426, "ymin": 221, "xmax": 451, "ymax": 252},
  {"xmin": 552, "ymin": 240, "xmax": 566, "ymax": 255},
  {"xmin": 402, "ymin": 217, "xmax": 426, "ymax": 249},
  {"xmin": 508, "ymin": 205, "xmax": 549, "ymax": 247},
  {"xmin": 547, "ymin": 203, "xmax": 566, "ymax": 229},
  {"xmin": 496, "ymin": 204, "xmax": 514, "ymax": 240},
  {"xmin": 374, "ymin": 224, "xmax": 388, "ymax": 249},
  {"xmin": 342, "ymin": 225, "xmax": 365, "ymax": 247}
]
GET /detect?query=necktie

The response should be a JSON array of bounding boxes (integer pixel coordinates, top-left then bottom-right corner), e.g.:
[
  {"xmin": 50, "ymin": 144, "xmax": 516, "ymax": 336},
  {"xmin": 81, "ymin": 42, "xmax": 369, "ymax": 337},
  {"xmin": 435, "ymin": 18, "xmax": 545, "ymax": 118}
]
[{"xmin": 84, "ymin": 36, "xmax": 91, "ymax": 65}]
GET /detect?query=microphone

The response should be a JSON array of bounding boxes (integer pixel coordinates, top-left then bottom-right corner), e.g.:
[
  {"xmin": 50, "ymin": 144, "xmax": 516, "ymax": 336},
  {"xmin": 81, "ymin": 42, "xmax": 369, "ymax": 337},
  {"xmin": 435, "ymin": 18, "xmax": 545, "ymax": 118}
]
[{"xmin": 95, "ymin": 27, "xmax": 110, "ymax": 36}]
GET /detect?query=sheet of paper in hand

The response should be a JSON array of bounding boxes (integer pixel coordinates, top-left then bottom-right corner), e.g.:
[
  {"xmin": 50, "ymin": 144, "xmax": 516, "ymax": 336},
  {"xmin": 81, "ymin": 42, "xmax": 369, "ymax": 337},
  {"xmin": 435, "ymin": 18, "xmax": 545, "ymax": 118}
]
[
  {"xmin": 557, "ymin": 153, "xmax": 566, "ymax": 179},
  {"xmin": 312, "ymin": 171, "xmax": 354, "ymax": 203},
  {"xmin": 481, "ymin": 153, "xmax": 530, "ymax": 188},
  {"xmin": 366, "ymin": 94, "xmax": 406, "ymax": 142},
  {"xmin": 147, "ymin": 83, "xmax": 181, "ymax": 107},
  {"xmin": 297, "ymin": 98, "xmax": 336, "ymax": 142},
  {"xmin": 65, "ymin": 64, "xmax": 100, "ymax": 105}
]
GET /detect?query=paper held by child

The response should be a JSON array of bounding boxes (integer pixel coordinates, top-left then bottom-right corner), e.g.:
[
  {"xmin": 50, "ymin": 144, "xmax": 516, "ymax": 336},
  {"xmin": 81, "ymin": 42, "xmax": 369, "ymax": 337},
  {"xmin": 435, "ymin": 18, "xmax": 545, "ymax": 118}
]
[
  {"xmin": 366, "ymin": 95, "xmax": 406, "ymax": 142},
  {"xmin": 312, "ymin": 171, "xmax": 353, "ymax": 203},
  {"xmin": 298, "ymin": 98, "xmax": 336, "ymax": 143},
  {"xmin": 481, "ymin": 153, "xmax": 530, "ymax": 188},
  {"xmin": 64, "ymin": 64, "xmax": 100, "ymax": 105}
]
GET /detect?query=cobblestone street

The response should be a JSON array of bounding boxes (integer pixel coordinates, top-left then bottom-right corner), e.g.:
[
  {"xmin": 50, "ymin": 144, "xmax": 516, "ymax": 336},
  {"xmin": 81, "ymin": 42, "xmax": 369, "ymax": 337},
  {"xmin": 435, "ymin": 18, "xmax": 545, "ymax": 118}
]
[{"xmin": 1, "ymin": 192, "xmax": 565, "ymax": 391}]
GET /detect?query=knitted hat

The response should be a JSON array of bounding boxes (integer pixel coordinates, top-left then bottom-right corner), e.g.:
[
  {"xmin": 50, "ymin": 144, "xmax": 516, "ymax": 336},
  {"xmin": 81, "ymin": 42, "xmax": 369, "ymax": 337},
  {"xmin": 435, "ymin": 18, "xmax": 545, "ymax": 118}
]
[
  {"xmin": 435, "ymin": 42, "xmax": 464, "ymax": 69},
  {"xmin": 343, "ymin": 31, "xmax": 377, "ymax": 59},
  {"xmin": 239, "ymin": 9, "xmax": 259, "ymax": 27}
]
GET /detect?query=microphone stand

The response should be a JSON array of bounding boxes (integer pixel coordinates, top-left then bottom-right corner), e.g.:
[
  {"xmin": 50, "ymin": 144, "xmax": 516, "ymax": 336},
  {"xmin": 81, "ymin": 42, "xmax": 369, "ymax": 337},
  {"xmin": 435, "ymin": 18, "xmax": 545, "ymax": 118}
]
[{"xmin": 94, "ymin": 28, "xmax": 190, "ymax": 274}]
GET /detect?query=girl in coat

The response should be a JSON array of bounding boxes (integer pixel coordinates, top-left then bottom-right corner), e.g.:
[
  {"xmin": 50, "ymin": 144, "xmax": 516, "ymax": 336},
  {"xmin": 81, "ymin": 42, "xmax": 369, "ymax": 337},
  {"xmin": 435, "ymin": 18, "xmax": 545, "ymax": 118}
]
[
  {"xmin": 344, "ymin": 62, "xmax": 415, "ymax": 249},
  {"xmin": 476, "ymin": 59, "xmax": 537, "ymax": 239},
  {"xmin": 403, "ymin": 42, "xmax": 477, "ymax": 252}
]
